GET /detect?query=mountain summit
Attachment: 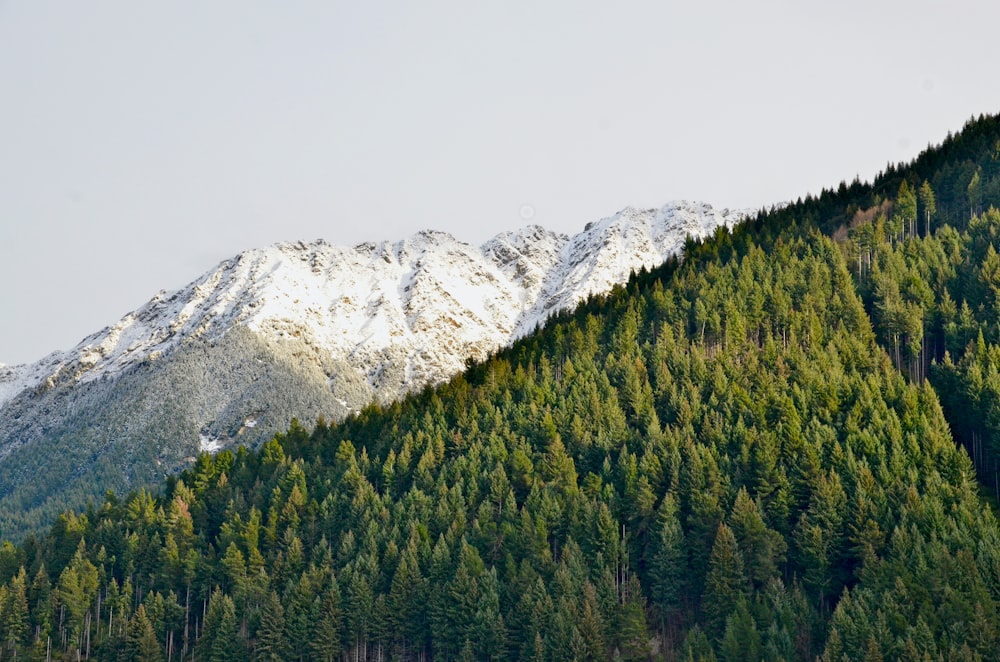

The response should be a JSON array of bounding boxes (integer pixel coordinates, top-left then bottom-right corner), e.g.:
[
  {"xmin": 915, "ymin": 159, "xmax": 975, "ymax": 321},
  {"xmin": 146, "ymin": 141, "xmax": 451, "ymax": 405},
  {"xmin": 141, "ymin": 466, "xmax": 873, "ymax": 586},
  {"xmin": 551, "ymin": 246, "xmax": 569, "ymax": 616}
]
[{"xmin": 0, "ymin": 201, "xmax": 743, "ymax": 536}]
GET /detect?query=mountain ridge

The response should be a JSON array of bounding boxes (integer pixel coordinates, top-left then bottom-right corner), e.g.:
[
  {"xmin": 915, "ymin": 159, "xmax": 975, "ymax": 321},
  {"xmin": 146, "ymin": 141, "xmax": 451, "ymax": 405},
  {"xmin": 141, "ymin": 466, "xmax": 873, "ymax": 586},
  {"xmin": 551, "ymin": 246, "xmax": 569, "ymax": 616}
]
[
  {"xmin": 0, "ymin": 201, "xmax": 744, "ymax": 409},
  {"xmin": 0, "ymin": 200, "xmax": 745, "ymax": 537}
]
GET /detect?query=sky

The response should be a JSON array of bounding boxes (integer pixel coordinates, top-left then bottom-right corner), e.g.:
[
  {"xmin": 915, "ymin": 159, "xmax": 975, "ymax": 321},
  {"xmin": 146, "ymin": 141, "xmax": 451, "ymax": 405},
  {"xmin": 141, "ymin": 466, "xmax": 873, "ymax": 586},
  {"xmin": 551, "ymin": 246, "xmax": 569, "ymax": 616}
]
[{"xmin": 2, "ymin": 1, "xmax": 1000, "ymax": 365}]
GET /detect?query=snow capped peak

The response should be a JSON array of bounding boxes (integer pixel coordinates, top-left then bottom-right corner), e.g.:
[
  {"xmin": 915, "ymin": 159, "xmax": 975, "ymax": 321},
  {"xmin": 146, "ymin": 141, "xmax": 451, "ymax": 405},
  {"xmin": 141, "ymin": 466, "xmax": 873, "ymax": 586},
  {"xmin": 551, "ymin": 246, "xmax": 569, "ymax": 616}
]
[{"xmin": 0, "ymin": 201, "xmax": 747, "ymax": 409}]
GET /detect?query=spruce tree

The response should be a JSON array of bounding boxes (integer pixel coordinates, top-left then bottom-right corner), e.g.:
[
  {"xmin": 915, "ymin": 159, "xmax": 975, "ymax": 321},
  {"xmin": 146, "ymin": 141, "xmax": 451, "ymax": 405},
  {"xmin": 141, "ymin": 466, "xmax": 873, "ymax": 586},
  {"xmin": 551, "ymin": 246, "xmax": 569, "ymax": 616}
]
[
  {"xmin": 918, "ymin": 180, "xmax": 937, "ymax": 236},
  {"xmin": 254, "ymin": 590, "xmax": 289, "ymax": 662},
  {"xmin": 1, "ymin": 568, "xmax": 28, "ymax": 654},
  {"xmin": 650, "ymin": 494, "xmax": 686, "ymax": 621},
  {"xmin": 719, "ymin": 597, "xmax": 761, "ymax": 662},
  {"xmin": 310, "ymin": 585, "xmax": 344, "ymax": 662},
  {"xmin": 199, "ymin": 589, "xmax": 242, "ymax": 662},
  {"xmin": 896, "ymin": 180, "xmax": 918, "ymax": 238},
  {"xmin": 125, "ymin": 605, "xmax": 162, "ymax": 662},
  {"xmin": 702, "ymin": 523, "xmax": 748, "ymax": 641},
  {"xmin": 616, "ymin": 575, "xmax": 651, "ymax": 661},
  {"xmin": 728, "ymin": 487, "xmax": 786, "ymax": 590}
]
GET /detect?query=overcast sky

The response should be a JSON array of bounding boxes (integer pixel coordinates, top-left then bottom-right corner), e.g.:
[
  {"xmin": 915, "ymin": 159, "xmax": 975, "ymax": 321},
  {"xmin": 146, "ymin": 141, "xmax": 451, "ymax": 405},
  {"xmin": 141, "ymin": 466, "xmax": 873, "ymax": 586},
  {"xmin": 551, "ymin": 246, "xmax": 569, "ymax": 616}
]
[{"xmin": 2, "ymin": 1, "xmax": 1000, "ymax": 365}]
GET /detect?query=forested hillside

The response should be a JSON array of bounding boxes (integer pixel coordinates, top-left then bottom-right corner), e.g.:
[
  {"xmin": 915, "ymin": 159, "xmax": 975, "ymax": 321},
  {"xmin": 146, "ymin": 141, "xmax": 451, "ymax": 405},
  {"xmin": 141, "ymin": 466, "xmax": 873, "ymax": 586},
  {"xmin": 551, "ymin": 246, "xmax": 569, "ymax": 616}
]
[
  {"xmin": 0, "ymin": 202, "xmax": 739, "ymax": 543},
  {"xmin": 2, "ymin": 114, "xmax": 1000, "ymax": 661}
]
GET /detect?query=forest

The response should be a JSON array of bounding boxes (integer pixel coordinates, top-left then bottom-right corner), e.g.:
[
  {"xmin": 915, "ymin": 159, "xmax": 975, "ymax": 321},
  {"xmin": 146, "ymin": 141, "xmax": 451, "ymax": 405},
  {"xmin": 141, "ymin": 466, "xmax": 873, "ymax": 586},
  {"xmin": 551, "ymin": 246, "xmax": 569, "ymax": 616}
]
[{"xmin": 3, "ymin": 114, "xmax": 1000, "ymax": 660}]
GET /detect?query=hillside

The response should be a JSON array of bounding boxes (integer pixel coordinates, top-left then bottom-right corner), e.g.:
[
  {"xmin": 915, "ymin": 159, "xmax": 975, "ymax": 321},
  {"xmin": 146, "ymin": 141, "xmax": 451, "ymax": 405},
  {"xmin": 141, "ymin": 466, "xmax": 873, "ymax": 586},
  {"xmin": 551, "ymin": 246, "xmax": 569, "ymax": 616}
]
[
  {"xmin": 2, "ymin": 114, "xmax": 1000, "ymax": 660},
  {"xmin": 0, "ymin": 202, "xmax": 743, "ymax": 540}
]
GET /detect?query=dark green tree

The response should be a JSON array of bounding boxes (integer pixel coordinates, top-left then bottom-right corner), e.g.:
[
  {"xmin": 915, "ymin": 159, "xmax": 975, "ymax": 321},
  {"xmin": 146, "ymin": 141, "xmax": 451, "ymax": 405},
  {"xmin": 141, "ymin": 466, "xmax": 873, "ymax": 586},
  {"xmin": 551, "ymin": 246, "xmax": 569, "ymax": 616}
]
[
  {"xmin": 199, "ymin": 589, "xmax": 242, "ymax": 662},
  {"xmin": 125, "ymin": 604, "xmax": 162, "ymax": 662},
  {"xmin": 311, "ymin": 584, "xmax": 344, "ymax": 662},
  {"xmin": 702, "ymin": 523, "xmax": 748, "ymax": 641},
  {"xmin": 254, "ymin": 590, "xmax": 289, "ymax": 662}
]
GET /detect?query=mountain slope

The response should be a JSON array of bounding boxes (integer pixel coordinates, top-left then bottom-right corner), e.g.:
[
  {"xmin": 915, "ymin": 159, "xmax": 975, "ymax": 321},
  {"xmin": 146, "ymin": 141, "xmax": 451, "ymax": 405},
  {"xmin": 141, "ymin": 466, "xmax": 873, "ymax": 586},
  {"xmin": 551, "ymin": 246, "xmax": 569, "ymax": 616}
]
[
  {"xmin": 4, "ymin": 114, "xmax": 1000, "ymax": 661},
  {"xmin": 0, "ymin": 201, "xmax": 744, "ymax": 538},
  {"xmin": 3, "ymin": 225, "xmax": 996, "ymax": 661}
]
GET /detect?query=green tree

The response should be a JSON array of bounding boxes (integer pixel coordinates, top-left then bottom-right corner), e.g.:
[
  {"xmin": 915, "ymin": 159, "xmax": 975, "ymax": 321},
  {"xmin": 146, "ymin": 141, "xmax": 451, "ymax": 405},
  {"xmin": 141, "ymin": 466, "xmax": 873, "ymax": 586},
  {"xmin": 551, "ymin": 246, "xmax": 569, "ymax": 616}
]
[
  {"xmin": 254, "ymin": 591, "xmax": 289, "ymax": 662},
  {"xmin": 728, "ymin": 487, "xmax": 786, "ymax": 590},
  {"xmin": 311, "ymin": 585, "xmax": 344, "ymax": 662},
  {"xmin": 616, "ymin": 575, "xmax": 651, "ymax": 660},
  {"xmin": 969, "ymin": 168, "xmax": 983, "ymax": 218},
  {"xmin": 0, "ymin": 568, "xmax": 28, "ymax": 656},
  {"xmin": 702, "ymin": 523, "xmax": 748, "ymax": 641},
  {"xmin": 285, "ymin": 572, "xmax": 320, "ymax": 661},
  {"xmin": 55, "ymin": 541, "xmax": 98, "ymax": 652},
  {"xmin": 649, "ymin": 494, "xmax": 686, "ymax": 620},
  {"xmin": 918, "ymin": 180, "xmax": 937, "ymax": 236},
  {"xmin": 793, "ymin": 471, "xmax": 847, "ymax": 607},
  {"xmin": 388, "ymin": 545, "xmax": 427, "ymax": 651},
  {"xmin": 125, "ymin": 604, "xmax": 163, "ymax": 662},
  {"xmin": 719, "ymin": 596, "xmax": 761, "ymax": 662},
  {"xmin": 199, "ymin": 589, "xmax": 242, "ymax": 662}
]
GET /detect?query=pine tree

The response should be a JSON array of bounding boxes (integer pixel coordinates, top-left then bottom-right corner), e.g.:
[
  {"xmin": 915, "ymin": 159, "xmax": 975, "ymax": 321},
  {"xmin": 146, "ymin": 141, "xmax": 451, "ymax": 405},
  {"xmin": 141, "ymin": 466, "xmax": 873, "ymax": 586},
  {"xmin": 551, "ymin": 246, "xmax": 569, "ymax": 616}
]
[
  {"xmin": 650, "ymin": 494, "xmax": 686, "ymax": 620},
  {"xmin": 125, "ymin": 604, "xmax": 163, "ymax": 662},
  {"xmin": 793, "ymin": 471, "xmax": 847, "ymax": 607},
  {"xmin": 199, "ymin": 589, "xmax": 242, "ymax": 662},
  {"xmin": 388, "ymin": 546, "xmax": 427, "ymax": 651},
  {"xmin": 254, "ymin": 590, "xmax": 289, "ymax": 662},
  {"xmin": 1, "ymin": 567, "xmax": 28, "ymax": 654},
  {"xmin": 444, "ymin": 543, "xmax": 482, "ymax": 655},
  {"xmin": 577, "ymin": 582, "xmax": 607, "ymax": 660},
  {"xmin": 679, "ymin": 624, "xmax": 716, "ymax": 662},
  {"xmin": 616, "ymin": 575, "xmax": 650, "ymax": 661},
  {"xmin": 472, "ymin": 567, "xmax": 508, "ymax": 660},
  {"xmin": 55, "ymin": 541, "xmax": 98, "ymax": 653},
  {"xmin": 728, "ymin": 487, "xmax": 786, "ymax": 590},
  {"xmin": 895, "ymin": 180, "xmax": 918, "ymax": 239},
  {"xmin": 310, "ymin": 585, "xmax": 344, "ymax": 662},
  {"xmin": 719, "ymin": 596, "xmax": 761, "ymax": 662},
  {"xmin": 918, "ymin": 180, "xmax": 937, "ymax": 236},
  {"xmin": 702, "ymin": 523, "xmax": 748, "ymax": 641},
  {"xmin": 285, "ymin": 572, "xmax": 320, "ymax": 661},
  {"xmin": 969, "ymin": 169, "xmax": 983, "ymax": 218}
]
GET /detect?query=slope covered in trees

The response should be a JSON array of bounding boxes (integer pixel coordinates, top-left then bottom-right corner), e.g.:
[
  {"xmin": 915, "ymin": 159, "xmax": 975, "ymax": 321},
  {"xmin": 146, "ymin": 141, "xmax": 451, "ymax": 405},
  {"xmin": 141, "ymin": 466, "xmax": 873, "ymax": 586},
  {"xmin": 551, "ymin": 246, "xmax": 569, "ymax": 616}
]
[{"xmin": 2, "ymin": 113, "xmax": 1000, "ymax": 660}]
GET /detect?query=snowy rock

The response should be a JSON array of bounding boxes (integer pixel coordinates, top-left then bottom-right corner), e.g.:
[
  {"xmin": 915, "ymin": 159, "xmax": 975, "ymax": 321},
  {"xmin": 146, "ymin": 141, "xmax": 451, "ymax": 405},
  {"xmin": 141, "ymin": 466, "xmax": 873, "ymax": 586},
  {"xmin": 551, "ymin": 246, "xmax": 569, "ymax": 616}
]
[{"xmin": 0, "ymin": 201, "xmax": 744, "ymax": 410}]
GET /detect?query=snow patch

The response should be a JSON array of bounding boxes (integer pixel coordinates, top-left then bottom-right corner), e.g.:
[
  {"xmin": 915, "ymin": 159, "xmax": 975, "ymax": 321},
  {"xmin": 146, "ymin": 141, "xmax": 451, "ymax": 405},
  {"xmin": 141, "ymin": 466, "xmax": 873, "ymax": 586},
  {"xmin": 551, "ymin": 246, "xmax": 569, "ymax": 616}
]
[{"xmin": 199, "ymin": 433, "xmax": 225, "ymax": 454}]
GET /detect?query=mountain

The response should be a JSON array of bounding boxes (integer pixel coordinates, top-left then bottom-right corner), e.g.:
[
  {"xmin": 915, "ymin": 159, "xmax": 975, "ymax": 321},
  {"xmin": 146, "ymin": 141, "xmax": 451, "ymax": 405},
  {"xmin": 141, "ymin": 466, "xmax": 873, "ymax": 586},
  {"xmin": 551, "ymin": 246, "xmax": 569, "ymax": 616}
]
[
  {"xmin": 4, "ymin": 114, "xmax": 1000, "ymax": 662},
  {"xmin": 0, "ymin": 200, "xmax": 744, "ymax": 538}
]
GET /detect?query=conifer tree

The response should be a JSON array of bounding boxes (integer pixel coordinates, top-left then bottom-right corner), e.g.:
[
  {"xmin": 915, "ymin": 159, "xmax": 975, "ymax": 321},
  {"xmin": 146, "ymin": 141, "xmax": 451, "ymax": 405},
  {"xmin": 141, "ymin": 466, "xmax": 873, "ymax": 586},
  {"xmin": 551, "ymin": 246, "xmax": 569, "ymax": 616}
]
[
  {"xmin": 576, "ymin": 581, "xmax": 607, "ymax": 660},
  {"xmin": 702, "ymin": 523, "xmax": 748, "ymax": 641},
  {"xmin": 728, "ymin": 487, "xmax": 786, "ymax": 590},
  {"xmin": 311, "ymin": 584, "xmax": 344, "ymax": 662},
  {"xmin": 616, "ymin": 575, "xmax": 651, "ymax": 661},
  {"xmin": 388, "ymin": 545, "xmax": 426, "ymax": 650},
  {"xmin": 650, "ymin": 494, "xmax": 686, "ymax": 621},
  {"xmin": 254, "ymin": 590, "xmax": 289, "ymax": 662},
  {"xmin": 969, "ymin": 169, "xmax": 983, "ymax": 218},
  {"xmin": 719, "ymin": 596, "xmax": 761, "ymax": 662},
  {"xmin": 679, "ymin": 624, "xmax": 716, "ymax": 662},
  {"xmin": 918, "ymin": 180, "xmax": 937, "ymax": 236},
  {"xmin": 896, "ymin": 180, "xmax": 918, "ymax": 238},
  {"xmin": 200, "ymin": 589, "xmax": 242, "ymax": 662},
  {"xmin": 125, "ymin": 604, "xmax": 162, "ymax": 662},
  {"xmin": 56, "ymin": 541, "xmax": 98, "ymax": 653},
  {"xmin": 1, "ymin": 567, "xmax": 28, "ymax": 654}
]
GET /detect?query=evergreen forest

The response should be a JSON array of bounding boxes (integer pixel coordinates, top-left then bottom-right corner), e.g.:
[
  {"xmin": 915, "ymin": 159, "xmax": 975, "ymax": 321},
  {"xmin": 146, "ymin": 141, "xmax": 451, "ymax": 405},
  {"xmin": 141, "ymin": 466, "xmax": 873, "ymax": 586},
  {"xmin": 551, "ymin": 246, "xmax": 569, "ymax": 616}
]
[{"xmin": 4, "ymin": 114, "xmax": 1000, "ymax": 660}]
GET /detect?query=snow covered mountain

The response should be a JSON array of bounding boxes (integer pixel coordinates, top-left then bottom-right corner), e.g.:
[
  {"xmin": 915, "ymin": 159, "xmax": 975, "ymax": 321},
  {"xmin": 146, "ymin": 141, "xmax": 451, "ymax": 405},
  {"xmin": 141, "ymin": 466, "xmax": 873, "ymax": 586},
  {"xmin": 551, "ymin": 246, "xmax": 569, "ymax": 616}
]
[{"xmin": 0, "ymin": 201, "xmax": 744, "ymax": 537}]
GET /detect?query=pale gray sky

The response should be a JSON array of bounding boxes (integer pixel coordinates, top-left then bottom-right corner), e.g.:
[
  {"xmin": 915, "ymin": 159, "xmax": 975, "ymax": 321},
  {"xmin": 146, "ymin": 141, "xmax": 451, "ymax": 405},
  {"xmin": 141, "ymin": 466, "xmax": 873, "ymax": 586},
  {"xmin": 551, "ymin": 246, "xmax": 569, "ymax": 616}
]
[{"xmin": 2, "ymin": 0, "xmax": 999, "ymax": 365}]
